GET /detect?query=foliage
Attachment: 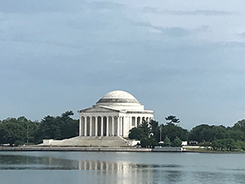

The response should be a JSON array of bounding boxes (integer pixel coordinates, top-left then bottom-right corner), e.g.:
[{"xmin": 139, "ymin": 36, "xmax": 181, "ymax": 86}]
[
  {"xmin": 141, "ymin": 136, "xmax": 158, "ymax": 148},
  {"xmin": 34, "ymin": 111, "xmax": 78, "ymax": 143},
  {"xmin": 129, "ymin": 120, "xmax": 150, "ymax": 140},
  {"xmin": 165, "ymin": 115, "xmax": 180, "ymax": 124},
  {"xmin": 232, "ymin": 119, "xmax": 245, "ymax": 132},
  {"xmin": 128, "ymin": 127, "xmax": 144, "ymax": 140},
  {"xmin": 171, "ymin": 137, "xmax": 182, "ymax": 147},
  {"xmin": 0, "ymin": 117, "xmax": 38, "ymax": 146},
  {"xmin": 161, "ymin": 123, "xmax": 188, "ymax": 142},
  {"xmin": 1, "ymin": 111, "xmax": 245, "ymax": 151},
  {"xmin": 129, "ymin": 116, "xmax": 187, "ymax": 148},
  {"xmin": 129, "ymin": 120, "xmax": 158, "ymax": 148},
  {"xmin": 211, "ymin": 139, "xmax": 236, "ymax": 151},
  {"xmin": 189, "ymin": 124, "xmax": 229, "ymax": 143},
  {"xmin": 163, "ymin": 137, "xmax": 171, "ymax": 147}
]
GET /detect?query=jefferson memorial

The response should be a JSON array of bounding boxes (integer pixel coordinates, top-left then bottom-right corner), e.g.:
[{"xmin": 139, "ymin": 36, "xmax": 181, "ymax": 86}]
[
  {"xmin": 41, "ymin": 90, "xmax": 153, "ymax": 146},
  {"xmin": 78, "ymin": 90, "xmax": 154, "ymax": 138}
]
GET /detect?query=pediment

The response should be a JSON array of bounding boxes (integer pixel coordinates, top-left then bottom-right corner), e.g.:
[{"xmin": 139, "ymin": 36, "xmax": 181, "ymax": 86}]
[{"xmin": 79, "ymin": 105, "xmax": 120, "ymax": 113}]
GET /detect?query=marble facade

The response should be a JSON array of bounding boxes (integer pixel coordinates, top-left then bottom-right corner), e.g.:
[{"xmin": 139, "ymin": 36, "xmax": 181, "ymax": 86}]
[{"xmin": 78, "ymin": 90, "xmax": 154, "ymax": 138}]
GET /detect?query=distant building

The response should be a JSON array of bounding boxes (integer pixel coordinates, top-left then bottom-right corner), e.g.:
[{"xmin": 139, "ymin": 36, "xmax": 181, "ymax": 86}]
[{"xmin": 78, "ymin": 90, "xmax": 154, "ymax": 138}]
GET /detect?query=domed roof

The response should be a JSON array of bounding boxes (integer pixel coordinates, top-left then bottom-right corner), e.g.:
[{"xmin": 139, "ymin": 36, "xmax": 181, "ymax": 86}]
[{"xmin": 97, "ymin": 90, "xmax": 140, "ymax": 104}]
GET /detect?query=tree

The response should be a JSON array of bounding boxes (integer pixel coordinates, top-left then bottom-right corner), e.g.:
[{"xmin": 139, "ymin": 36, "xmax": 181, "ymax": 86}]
[
  {"xmin": 149, "ymin": 120, "xmax": 160, "ymax": 141},
  {"xmin": 163, "ymin": 136, "xmax": 171, "ymax": 147},
  {"xmin": 165, "ymin": 115, "xmax": 180, "ymax": 124},
  {"xmin": 161, "ymin": 123, "xmax": 188, "ymax": 142},
  {"xmin": 129, "ymin": 120, "xmax": 158, "ymax": 147},
  {"xmin": 171, "ymin": 137, "xmax": 182, "ymax": 147},
  {"xmin": 33, "ymin": 111, "xmax": 79, "ymax": 144},
  {"xmin": 232, "ymin": 119, "xmax": 245, "ymax": 132},
  {"xmin": 211, "ymin": 138, "xmax": 236, "ymax": 151},
  {"xmin": 235, "ymin": 140, "xmax": 245, "ymax": 151},
  {"xmin": 189, "ymin": 124, "xmax": 229, "ymax": 143},
  {"xmin": 129, "ymin": 127, "xmax": 144, "ymax": 140},
  {"xmin": 0, "ymin": 117, "xmax": 38, "ymax": 146}
]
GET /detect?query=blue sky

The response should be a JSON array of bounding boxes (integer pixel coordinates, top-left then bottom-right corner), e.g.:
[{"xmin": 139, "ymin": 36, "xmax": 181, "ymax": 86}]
[{"xmin": 0, "ymin": 0, "xmax": 245, "ymax": 129}]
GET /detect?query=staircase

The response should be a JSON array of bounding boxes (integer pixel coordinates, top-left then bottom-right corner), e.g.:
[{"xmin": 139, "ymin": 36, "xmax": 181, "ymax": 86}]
[{"xmin": 40, "ymin": 136, "xmax": 131, "ymax": 147}]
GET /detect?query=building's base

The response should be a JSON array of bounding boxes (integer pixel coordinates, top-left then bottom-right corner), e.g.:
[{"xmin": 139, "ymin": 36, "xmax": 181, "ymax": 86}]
[{"xmin": 40, "ymin": 136, "xmax": 138, "ymax": 147}]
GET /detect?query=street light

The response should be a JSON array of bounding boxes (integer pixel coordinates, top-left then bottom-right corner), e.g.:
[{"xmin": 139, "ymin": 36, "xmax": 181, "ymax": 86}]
[{"xmin": 159, "ymin": 125, "xmax": 164, "ymax": 145}]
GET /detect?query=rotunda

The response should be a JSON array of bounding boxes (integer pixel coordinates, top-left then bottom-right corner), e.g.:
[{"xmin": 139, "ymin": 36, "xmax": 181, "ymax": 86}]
[{"xmin": 78, "ymin": 90, "xmax": 154, "ymax": 138}]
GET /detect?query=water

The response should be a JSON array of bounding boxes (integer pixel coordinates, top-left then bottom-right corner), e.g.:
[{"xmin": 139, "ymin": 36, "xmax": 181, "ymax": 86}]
[{"xmin": 0, "ymin": 151, "xmax": 244, "ymax": 184}]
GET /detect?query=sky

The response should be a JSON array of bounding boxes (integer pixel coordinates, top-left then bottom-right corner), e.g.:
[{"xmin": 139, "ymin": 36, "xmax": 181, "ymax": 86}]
[{"xmin": 0, "ymin": 0, "xmax": 245, "ymax": 130}]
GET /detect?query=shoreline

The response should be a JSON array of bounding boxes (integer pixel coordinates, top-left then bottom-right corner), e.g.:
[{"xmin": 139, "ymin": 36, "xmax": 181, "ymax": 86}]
[
  {"xmin": 0, "ymin": 146, "xmax": 181, "ymax": 152},
  {"xmin": 1, "ymin": 146, "xmax": 244, "ymax": 153}
]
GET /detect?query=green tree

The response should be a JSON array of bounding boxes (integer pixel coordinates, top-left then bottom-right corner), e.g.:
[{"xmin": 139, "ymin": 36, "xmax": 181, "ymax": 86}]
[
  {"xmin": 165, "ymin": 115, "xmax": 180, "ymax": 124},
  {"xmin": 128, "ymin": 127, "xmax": 144, "ymax": 140},
  {"xmin": 33, "ymin": 111, "xmax": 79, "ymax": 144},
  {"xmin": 235, "ymin": 140, "xmax": 245, "ymax": 151},
  {"xmin": 161, "ymin": 123, "xmax": 188, "ymax": 142},
  {"xmin": 211, "ymin": 138, "xmax": 236, "ymax": 151},
  {"xmin": 163, "ymin": 136, "xmax": 171, "ymax": 147},
  {"xmin": 149, "ymin": 120, "xmax": 160, "ymax": 141},
  {"xmin": 0, "ymin": 117, "xmax": 38, "ymax": 146},
  {"xmin": 129, "ymin": 120, "xmax": 158, "ymax": 147},
  {"xmin": 0, "ymin": 118, "xmax": 26, "ymax": 146},
  {"xmin": 232, "ymin": 119, "xmax": 245, "ymax": 132},
  {"xmin": 189, "ymin": 124, "xmax": 229, "ymax": 143},
  {"xmin": 171, "ymin": 136, "xmax": 182, "ymax": 147}
]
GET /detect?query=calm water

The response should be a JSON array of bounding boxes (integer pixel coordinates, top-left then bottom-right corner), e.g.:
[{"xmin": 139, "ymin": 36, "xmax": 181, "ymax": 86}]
[{"xmin": 0, "ymin": 151, "xmax": 244, "ymax": 184}]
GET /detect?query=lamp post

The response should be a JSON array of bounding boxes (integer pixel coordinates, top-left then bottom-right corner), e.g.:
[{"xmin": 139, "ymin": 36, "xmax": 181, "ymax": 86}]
[
  {"xmin": 159, "ymin": 126, "xmax": 161, "ymax": 142},
  {"xmin": 159, "ymin": 125, "xmax": 164, "ymax": 146}
]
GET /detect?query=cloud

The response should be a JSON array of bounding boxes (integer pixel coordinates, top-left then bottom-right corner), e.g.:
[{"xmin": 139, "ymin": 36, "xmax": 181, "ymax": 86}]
[
  {"xmin": 87, "ymin": 1, "xmax": 125, "ymax": 11},
  {"xmin": 134, "ymin": 22, "xmax": 209, "ymax": 37},
  {"xmin": 0, "ymin": 0, "xmax": 126, "ymax": 15},
  {"xmin": 168, "ymin": 10, "xmax": 236, "ymax": 16},
  {"xmin": 141, "ymin": 6, "xmax": 236, "ymax": 16},
  {"xmin": 141, "ymin": 7, "xmax": 158, "ymax": 14},
  {"xmin": 239, "ymin": 32, "xmax": 245, "ymax": 38}
]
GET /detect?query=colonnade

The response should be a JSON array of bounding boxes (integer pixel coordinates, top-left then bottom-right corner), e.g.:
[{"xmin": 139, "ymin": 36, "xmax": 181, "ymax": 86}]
[{"xmin": 79, "ymin": 115, "xmax": 152, "ymax": 137}]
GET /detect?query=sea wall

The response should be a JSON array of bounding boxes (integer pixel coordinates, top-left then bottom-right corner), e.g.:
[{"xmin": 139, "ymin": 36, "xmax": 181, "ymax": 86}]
[{"xmin": 0, "ymin": 146, "xmax": 182, "ymax": 152}]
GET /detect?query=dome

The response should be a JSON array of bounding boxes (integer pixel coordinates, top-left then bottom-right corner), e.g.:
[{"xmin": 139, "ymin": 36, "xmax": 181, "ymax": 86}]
[{"xmin": 96, "ymin": 90, "xmax": 140, "ymax": 104}]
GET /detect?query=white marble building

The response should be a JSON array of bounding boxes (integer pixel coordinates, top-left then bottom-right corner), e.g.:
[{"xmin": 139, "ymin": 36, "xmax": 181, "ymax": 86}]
[{"xmin": 78, "ymin": 90, "xmax": 154, "ymax": 138}]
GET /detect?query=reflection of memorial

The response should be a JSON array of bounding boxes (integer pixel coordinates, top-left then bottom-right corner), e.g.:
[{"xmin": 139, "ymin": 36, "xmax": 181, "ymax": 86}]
[
  {"xmin": 78, "ymin": 160, "xmax": 154, "ymax": 183},
  {"xmin": 78, "ymin": 160, "xmax": 130, "ymax": 171}
]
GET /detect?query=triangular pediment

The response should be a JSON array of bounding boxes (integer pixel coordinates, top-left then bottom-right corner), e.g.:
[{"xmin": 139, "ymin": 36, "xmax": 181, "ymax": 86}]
[{"xmin": 79, "ymin": 105, "xmax": 120, "ymax": 113}]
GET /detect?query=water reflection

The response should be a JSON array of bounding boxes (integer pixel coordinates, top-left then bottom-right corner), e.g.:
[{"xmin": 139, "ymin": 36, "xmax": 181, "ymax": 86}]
[
  {"xmin": 1, "ymin": 153, "xmax": 245, "ymax": 184},
  {"xmin": 0, "ymin": 154, "xmax": 186, "ymax": 183},
  {"xmin": 0, "ymin": 154, "xmax": 183, "ymax": 172}
]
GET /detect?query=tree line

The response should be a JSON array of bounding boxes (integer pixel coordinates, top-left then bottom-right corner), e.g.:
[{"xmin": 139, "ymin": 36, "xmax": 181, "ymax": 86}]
[
  {"xmin": 129, "ymin": 116, "xmax": 245, "ymax": 151},
  {"xmin": 0, "ymin": 111, "xmax": 78, "ymax": 146},
  {"xmin": 0, "ymin": 112, "xmax": 245, "ymax": 151}
]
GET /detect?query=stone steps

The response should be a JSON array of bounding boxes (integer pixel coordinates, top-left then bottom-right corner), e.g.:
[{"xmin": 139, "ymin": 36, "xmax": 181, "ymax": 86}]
[{"xmin": 41, "ymin": 136, "xmax": 130, "ymax": 147}]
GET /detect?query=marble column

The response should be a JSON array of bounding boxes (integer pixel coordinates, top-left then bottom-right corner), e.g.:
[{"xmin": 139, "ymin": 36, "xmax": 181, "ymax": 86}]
[
  {"xmin": 122, "ymin": 116, "xmax": 124, "ymax": 137},
  {"xmin": 106, "ymin": 116, "xmax": 109, "ymax": 136},
  {"xmin": 79, "ymin": 116, "xmax": 82, "ymax": 136},
  {"xmin": 117, "ymin": 116, "xmax": 120, "ymax": 136},
  {"xmin": 101, "ymin": 117, "xmax": 104, "ymax": 136},
  {"xmin": 112, "ymin": 116, "xmax": 115, "ymax": 136},
  {"xmin": 84, "ymin": 116, "xmax": 87, "ymax": 136},
  {"xmin": 89, "ymin": 116, "xmax": 92, "ymax": 136},
  {"xmin": 95, "ymin": 116, "xmax": 98, "ymax": 136}
]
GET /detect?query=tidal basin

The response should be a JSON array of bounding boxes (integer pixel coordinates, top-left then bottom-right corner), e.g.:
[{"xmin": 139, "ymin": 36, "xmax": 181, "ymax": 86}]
[{"xmin": 0, "ymin": 151, "xmax": 245, "ymax": 184}]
